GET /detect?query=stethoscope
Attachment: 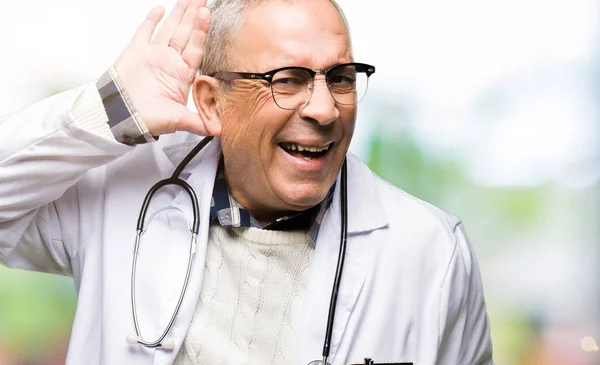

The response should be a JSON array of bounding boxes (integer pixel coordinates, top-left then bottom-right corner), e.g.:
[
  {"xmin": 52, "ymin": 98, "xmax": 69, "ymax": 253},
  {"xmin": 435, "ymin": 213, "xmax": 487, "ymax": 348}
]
[{"xmin": 126, "ymin": 136, "xmax": 349, "ymax": 365}]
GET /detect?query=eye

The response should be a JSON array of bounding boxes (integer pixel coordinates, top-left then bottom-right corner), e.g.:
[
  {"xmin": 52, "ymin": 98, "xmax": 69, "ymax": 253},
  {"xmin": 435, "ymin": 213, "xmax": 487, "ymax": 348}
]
[
  {"xmin": 329, "ymin": 74, "xmax": 356, "ymax": 85},
  {"xmin": 272, "ymin": 69, "xmax": 312, "ymax": 86}
]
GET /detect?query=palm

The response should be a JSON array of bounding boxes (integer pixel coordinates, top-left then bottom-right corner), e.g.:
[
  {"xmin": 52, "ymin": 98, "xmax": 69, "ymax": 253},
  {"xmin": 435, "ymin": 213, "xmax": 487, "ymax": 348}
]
[
  {"xmin": 136, "ymin": 46, "xmax": 197, "ymax": 117},
  {"xmin": 115, "ymin": 0, "xmax": 211, "ymax": 136},
  {"xmin": 153, "ymin": 48, "xmax": 196, "ymax": 105}
]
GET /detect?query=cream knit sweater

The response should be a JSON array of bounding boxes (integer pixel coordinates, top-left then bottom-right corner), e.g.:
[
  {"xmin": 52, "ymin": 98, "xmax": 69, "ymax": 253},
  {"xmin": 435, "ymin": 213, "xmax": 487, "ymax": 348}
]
[{"xmin": 173, "ymin": 224, "xmax": 314, "ymax": 365}]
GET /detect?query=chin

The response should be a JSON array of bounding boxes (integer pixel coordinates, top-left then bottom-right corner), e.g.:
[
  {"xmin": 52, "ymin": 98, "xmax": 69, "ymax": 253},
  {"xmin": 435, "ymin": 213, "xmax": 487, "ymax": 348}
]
[{"xmin": 278, "ymin": 182, "xmax": 332, "ymax": 211}]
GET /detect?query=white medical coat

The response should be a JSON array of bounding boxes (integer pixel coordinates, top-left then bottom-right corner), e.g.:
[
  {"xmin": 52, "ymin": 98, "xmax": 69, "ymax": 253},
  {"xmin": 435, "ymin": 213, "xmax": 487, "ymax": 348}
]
[{"xmin": 0, "ymin": 85, "xmax": 493, "ymax": 365}]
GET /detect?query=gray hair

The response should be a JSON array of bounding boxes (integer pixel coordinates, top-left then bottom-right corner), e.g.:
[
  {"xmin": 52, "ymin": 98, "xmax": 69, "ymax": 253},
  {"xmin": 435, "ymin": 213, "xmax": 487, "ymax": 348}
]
[{"xmin": 201, "ymin": 0, "xmax": 352, "ymax": 77}]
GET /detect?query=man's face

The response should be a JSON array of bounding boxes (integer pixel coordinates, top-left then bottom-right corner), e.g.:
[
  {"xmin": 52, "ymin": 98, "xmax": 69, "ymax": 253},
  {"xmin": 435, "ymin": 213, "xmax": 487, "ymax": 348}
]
[{"xmin": 217, "ymin": 0, "xmax": 355, "ymax": 224}]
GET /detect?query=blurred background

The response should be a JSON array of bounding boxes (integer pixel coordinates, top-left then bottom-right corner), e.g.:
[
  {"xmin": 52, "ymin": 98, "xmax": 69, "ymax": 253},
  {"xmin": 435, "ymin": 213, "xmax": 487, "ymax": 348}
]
[{"xmin": 0, "ymin": 0, "xmax": 598, "ymax": 364}]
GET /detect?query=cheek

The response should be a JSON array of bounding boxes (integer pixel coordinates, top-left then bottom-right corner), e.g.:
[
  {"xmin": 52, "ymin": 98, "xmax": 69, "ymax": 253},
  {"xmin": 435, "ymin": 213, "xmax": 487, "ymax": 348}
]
[
  {"xmin": 219, "ymin": 87, "xmax": 294, "ymax": 183},
  {"xmin": 339, "ymin": 107, "xmax": 357, "ymax": 146},
  {"xmin": 220, "ymin": 86, "xmax": 272, "ymax": 150}
]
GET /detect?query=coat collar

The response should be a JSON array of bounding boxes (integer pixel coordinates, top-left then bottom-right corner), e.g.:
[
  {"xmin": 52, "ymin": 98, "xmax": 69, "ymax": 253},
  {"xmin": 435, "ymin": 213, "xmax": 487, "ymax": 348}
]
[
  {"xmin": 328, "ymin": 154, "xmax": 389, "ymax": 235},
  {"xmin": 160, "ymin": 132, "xmax": 209, "ymax": 170}
]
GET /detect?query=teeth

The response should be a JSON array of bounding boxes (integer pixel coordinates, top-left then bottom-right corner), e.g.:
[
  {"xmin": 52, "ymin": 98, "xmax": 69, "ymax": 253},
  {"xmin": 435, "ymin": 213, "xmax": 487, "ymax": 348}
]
[{"xmin": 281, "ymin": 142, "xmax": 330, "ymax": 152}]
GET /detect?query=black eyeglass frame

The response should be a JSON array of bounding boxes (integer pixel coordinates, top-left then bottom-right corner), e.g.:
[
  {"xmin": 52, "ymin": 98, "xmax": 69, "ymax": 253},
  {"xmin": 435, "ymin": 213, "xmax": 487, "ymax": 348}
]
[{"xmin": 210, "ymin": 62, "xmax": 376, "ymax": 109}]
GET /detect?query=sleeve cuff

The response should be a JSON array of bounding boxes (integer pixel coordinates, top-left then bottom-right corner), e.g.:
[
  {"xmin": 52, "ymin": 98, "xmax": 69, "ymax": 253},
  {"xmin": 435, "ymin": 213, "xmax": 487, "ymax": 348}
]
[{"xmin": 96, "ymin": 66, "xmax": 157, "ymax": 145}]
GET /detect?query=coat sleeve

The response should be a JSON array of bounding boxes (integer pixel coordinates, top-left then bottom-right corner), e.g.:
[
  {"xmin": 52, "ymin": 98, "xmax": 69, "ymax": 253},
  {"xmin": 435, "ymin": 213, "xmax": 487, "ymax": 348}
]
[
  {"xmin": 0, "ymin": 83, "xmax": 132, "ymax": 274},
  {"xmin": 436, "ymin": 222, "xmax": 494, "ymax": 365}
]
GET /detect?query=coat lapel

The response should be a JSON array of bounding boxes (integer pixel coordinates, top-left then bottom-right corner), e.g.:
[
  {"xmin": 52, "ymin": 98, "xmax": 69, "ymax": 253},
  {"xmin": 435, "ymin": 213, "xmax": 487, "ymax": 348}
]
[
  {"xmin": 295, "ymin": 155, "xmax": 389, "ymax": 365},
  {"xmin": 151, "ymin": 136, "xmax": 223, "ymax": 365}
]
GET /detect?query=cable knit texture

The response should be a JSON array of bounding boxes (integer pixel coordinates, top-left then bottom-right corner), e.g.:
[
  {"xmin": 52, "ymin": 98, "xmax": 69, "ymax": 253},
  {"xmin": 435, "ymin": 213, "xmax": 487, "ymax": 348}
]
[{"xmin": 174, "ymin": 224, "xmax": 314, "ymax": 365}]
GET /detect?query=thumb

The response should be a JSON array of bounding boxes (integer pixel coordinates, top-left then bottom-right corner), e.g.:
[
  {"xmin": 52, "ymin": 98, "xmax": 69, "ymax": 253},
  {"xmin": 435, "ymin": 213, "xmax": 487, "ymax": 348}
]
[
  {"xmin": 175, "ymin": 107, "xmax": 219, "ymax": 137},
  {"xmin": 132, "ymin": 6, "xmax": 165, "ymax": 44}
]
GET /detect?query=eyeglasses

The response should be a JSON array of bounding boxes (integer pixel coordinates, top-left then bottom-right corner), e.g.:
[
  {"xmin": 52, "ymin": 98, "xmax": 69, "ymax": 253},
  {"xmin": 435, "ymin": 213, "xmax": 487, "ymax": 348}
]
[{"xmin": 210, "ymin": 62, "xmax": 375, "ymax": 110}]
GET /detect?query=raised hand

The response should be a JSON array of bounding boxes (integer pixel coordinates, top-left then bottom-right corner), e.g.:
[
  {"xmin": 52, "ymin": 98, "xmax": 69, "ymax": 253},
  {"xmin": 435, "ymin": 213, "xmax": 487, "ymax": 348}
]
[{"xmin": 114, "ymin": 0, "xmax": 211, "ymax": 136}]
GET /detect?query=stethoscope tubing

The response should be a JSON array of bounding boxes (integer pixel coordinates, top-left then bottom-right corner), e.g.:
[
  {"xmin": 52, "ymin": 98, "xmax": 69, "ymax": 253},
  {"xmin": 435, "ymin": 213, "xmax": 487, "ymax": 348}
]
[
  {"xmin": 129, "ymin": 138, "xmax": 213, "ymax": 347},
  {"xmin": 321, "ymin": 159, "xmax": 348, "ymax": 364}
]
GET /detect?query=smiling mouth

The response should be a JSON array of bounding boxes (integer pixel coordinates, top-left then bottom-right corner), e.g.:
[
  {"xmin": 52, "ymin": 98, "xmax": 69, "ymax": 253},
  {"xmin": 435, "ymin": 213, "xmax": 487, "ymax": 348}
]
[{"xmin": 279, "ymin": 142, "xmax": 334, "ymax": 160}]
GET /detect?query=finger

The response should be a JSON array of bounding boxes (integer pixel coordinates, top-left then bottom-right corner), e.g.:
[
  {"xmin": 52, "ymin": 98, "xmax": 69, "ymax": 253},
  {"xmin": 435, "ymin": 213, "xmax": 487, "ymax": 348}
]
[
  {"xmin": 197, "ymin": 5, "xmax": 211, "ymax": 33},
  {"xmin": 182, "ymin": 7, "xmax": 211, "ymax": 69},
  {"xmin": 181, "ymin": 27, "xmax": 206, "ymax": 70},
  {"xmin": 168, "ymin": 1, "xmax": 200, "ymax": 53},
  {"xmin": 174, "ymin": 106, "xmax": 211, "ymax": 136},
  {"xmin": 153, "ymin": 0, "xmax": 189, "ymax": 45},
  {"xmin": 132, "ymin": 6, "xmax": 165, "ymax": 44}
]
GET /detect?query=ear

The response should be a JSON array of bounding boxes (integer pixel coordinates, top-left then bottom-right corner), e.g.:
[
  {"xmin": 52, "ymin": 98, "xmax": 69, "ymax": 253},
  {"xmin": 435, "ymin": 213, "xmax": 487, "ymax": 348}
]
[{"xmin": 192, "ymin": 75, "xmax": 222, "ymax": 137}]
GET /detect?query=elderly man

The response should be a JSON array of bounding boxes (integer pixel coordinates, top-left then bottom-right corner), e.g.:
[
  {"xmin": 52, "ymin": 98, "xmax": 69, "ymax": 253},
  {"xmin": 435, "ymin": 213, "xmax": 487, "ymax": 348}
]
[{"xmin": 0, "ymin": 0, "xmax": 493, "ymax": 364}]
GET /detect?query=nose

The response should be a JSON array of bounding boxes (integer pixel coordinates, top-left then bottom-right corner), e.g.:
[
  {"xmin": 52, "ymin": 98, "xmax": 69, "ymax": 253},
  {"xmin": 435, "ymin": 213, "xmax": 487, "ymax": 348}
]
[{"xmin": 298, "ymin": 77, "xmax": 339, "ymax": 125}]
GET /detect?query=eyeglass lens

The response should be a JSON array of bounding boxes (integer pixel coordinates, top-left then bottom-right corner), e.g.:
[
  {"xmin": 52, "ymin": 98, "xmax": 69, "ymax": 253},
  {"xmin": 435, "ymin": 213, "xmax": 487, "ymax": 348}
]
[{"xmin": 270, "ymin": 64, "xmax": 370, "ymax": 110}]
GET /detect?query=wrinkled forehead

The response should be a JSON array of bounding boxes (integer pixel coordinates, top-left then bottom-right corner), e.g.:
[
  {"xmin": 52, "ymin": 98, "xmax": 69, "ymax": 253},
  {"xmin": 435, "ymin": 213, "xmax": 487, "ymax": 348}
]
[{"xmin": 231, "ymin": 0, "xmax": 352, "ymax": 71}]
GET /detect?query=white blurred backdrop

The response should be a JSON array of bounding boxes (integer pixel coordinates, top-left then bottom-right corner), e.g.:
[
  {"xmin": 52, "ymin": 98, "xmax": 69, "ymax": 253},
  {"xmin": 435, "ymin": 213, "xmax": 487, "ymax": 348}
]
[{"xmin": 0, "ymin": 1, "xmax": 598, "ymax": 364}]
